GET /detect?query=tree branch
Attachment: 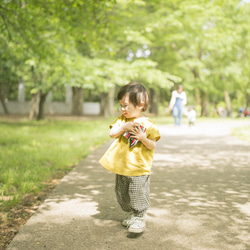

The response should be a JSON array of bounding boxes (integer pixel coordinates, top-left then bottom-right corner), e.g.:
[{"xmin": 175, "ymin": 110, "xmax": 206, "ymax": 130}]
[{"xmin": 0, "ymin": 11, "xmax": 12, "ymax": 40}]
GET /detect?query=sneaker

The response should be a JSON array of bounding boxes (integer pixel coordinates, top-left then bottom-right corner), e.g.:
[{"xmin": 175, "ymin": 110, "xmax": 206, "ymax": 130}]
[
  {"xmin": 128, "ymin": 217, "xmax": 145, "ymax": 233},
  {"xmin": 122, "ymin": 212, "xmax": 135, "ymax": 227}
]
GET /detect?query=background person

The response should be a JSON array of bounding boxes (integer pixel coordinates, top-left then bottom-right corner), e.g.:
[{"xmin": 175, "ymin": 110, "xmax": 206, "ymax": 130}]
[
  {"xmin": 187, "ymin": 105, "xmax": 196, "ymax": 127},
  {"xmin": 169, "ymin": 85, "xmax": 187, "ymax": 126}
]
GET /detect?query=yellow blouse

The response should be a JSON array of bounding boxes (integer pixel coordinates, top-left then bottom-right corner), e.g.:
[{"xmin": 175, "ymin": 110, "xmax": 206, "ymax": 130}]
[{"xmin": 99, "ymin": 115, "xmax": 160, "ymax": 176}]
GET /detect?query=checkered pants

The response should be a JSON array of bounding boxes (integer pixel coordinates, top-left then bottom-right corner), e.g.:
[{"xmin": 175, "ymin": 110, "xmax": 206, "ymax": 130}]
[{"xmin": 115, "ymin": 174, "xmax": 150, "ymax": 217}]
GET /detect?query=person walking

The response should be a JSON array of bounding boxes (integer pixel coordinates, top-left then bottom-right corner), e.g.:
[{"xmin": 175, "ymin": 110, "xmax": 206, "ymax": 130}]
[
  {"xmin": 99, "ymin": 81, "xmax": 160, "ymax": 234},
  {"xmin": 169, "ymin": 84, "xmax": 187, "ymax": 126}
]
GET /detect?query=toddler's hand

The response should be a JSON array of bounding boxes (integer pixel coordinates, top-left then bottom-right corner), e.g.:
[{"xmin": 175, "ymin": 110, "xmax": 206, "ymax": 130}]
[
  {"xmin": 130, "ymin": 125, "xmax": 146, "ymax": 141},
  {"xmin": 122, "ymin": 122, "xmax": 140, "ymax": 132}
]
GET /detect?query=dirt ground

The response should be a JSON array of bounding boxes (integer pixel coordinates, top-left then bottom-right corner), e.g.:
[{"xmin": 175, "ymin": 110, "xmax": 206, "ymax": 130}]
[{"xmin": 0, "ymin": 180, "xmax": 60, "ymax": 250}]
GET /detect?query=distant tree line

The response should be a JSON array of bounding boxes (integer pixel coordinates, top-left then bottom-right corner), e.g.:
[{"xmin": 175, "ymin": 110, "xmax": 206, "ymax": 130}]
[{"xmin": 0, "ymin": 0, "xmax": 249, "ymax": 119}]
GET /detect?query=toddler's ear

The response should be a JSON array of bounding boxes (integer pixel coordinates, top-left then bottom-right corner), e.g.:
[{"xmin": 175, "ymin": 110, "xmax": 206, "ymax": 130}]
[{"xmin": 139, "ymin": 102, "xmax": 144, "ymax": 109}]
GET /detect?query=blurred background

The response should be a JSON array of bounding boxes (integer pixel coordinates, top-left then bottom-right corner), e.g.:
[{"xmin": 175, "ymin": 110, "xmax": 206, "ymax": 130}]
[{"xmin": 0, "ymin": 0, "xmax": 250, "ymax": 120}]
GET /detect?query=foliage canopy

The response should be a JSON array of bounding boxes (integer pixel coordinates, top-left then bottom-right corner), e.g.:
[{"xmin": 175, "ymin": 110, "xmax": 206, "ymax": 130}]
[{"xmin": 0, "ymin": 0, "xmax": 250, "ymax": 116}]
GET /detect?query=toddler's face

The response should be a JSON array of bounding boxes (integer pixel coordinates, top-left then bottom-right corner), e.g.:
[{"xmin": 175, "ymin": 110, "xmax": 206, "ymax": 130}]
[{"xmin": 119, "ymin": 94, "xmax": 143, "ymax": 119}]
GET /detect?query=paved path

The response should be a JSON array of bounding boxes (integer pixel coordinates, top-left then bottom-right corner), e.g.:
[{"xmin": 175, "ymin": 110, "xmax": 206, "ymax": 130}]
[{"xmin": 7, "ymin": 120, "xmax": 250, "ymax": 250}]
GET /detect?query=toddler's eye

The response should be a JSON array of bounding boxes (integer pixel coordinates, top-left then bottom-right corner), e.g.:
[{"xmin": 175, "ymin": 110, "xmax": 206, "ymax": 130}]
[{"xmin": 120, "ymin": 105, "xmax": 129, "ymax": 109}]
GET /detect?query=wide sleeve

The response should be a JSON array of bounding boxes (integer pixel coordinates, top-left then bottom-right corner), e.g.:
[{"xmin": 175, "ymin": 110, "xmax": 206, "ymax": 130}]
[
  {"xmin": 147, "ymin": 122, "xmax": 161, "ymax": 142},
  {"xmin": 182, "ymin": 91, "xmax": 187, "ymax": 106},
  {"xmin": 170, "ymin": 90, "xmax": 176, "ymax": 107},
  {"xmin": 109, "ymin": 116, "xmax": 124, "ymax": 129}
]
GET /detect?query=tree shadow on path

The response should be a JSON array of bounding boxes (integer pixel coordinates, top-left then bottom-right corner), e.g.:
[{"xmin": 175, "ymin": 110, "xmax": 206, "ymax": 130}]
[{"xmin": 147, "ymin": 129, "xmax": 250, "ymax": 250}]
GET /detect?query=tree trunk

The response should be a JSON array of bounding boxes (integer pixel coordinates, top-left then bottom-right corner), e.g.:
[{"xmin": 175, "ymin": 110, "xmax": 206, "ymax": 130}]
[
  {"xmin": 100, "ymin": 92, "xmax": 109, "ymax": 118},
  {"xmin": 37, "ymin": 92, "xmax": 48, "ymax": 120},
  {"xmin": 29, "ymin": 92, "xmax": 40, "ymax": 120},
  {"xmin": 0, "ymin": 88, "xmax": 9, "ymax": 115},
  {"xmin": 108, "ymin": 87, "xmax": 115, "ymax": 117},
  {"xmin": 88, "ymin": 90, "xmax": 93, "ymax": 102},
  {"xmin": 149, "ymin": 88, "xmax": 159, "ymax": 115},
  {"xmin": 71, "ymin": 87, "xmax": 83, "ymax": 116},
  {"xmin": 99, "ymin": 87, "xmax": 115, "ymax": 118},
  {"xmin": 161, "ymin": 89, "xmax": 166, "ymax": 107},
  {"xmin": 195, "ymin": 88, "xmax": 201, "ymax": 106},
  {"xmin": 224, "ymin": 90, "xmax": 231, "ymax": 116},
  {"xmin": 200, "ymin": 90, "xmax": 209, "ymax": 116},
  {"xmin": 246, "ymin": 92, "xmax": 250, "ymax": 109}
]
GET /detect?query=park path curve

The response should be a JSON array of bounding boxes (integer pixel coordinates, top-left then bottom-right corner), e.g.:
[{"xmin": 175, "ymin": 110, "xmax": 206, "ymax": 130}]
[{"xmin": 7, "ymin": 119, "xmax": 250, "ymax": 250}]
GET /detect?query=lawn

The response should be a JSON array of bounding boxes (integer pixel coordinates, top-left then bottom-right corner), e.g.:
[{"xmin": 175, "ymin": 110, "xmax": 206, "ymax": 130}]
[
  {"xmin": 0, "ymin": 117, "xmax": 114, "ymax": 208},
  {"xmin": 232, "ymin": 125, "xmax": 250, "ymax": 143}
]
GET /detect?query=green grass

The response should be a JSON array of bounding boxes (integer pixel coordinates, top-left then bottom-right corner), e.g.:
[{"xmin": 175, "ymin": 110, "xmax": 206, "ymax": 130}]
[
  {"xmin": 149, "ymin": 114, "xmax": 226, "ymax": 125},
  {"xmin": 0, "ymin": 117, "xmax": 114, "ymax": 208},
  {"xmin": 147, "ymin": 115, "xmax": 174, "ymax": 125},
  {"xmin": 232, "ymin": 125, "xmax": 250, "ymax": 143}
]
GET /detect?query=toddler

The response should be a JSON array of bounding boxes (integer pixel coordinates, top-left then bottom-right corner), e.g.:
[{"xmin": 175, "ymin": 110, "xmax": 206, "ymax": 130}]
[
  {"xmin": 187, "ymin": 106, "xmax": 196, "ymax": 126},
  {"xmin": 99, "ymin": 81, "xmax": 160, "ymax": 233}
]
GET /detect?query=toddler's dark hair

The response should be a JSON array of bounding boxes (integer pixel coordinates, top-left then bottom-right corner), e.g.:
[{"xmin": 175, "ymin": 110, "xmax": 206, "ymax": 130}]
[{"xmin": 117, "ymin": 81, "xmax": 150, "ymax": 112}]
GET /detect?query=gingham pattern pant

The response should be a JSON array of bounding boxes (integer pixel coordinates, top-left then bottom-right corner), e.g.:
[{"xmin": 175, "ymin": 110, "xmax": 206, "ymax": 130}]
[{"xmin": 115, "ymin": 174, "xmax": 150, "ymax": 217}]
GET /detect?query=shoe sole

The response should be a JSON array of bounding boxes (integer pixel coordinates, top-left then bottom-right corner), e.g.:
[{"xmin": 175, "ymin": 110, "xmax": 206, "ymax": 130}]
[
  {"xmin": 122, "ymin": 221, "xmax": 128, "ymax": 227},
  {"xmin": 128, "ymin": 226, "xmax": 145, "ymax": 233}
]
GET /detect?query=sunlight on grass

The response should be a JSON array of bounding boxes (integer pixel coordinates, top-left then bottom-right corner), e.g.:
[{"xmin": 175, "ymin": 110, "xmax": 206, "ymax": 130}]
[
  {"xmin": 148, "ymin": 115, "xmax": 174, "ymax": 125},
  {"xmin": 0, "ymin": 118, "xmax": 113, "ymax": 207},
  {"xmin": 232, "ymin": 125, "xmax": 250, "ymax": 143}
]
